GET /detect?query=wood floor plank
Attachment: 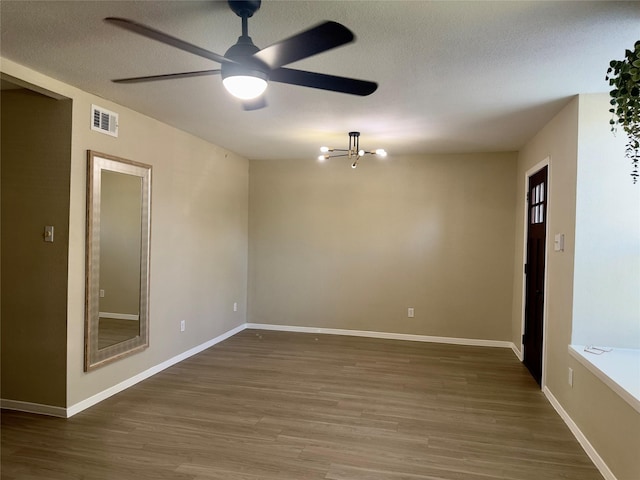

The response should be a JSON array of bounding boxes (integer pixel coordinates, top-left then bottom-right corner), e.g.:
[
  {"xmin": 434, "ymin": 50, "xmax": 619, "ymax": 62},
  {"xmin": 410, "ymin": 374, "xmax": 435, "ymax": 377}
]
[{"xmin": 1, "ymin": 330, "xmax": 603, "ymax": 479}]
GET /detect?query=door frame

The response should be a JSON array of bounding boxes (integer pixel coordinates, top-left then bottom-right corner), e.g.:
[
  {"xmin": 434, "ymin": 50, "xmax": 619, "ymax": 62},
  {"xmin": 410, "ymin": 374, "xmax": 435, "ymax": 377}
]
[{"xmin": 519, "ymin": 157, "xmax": 551, "ymax": 390}]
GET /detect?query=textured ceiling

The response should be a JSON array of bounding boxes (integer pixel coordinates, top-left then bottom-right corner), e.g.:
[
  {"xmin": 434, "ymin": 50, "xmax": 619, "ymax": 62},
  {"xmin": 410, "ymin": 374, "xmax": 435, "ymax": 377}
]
[{"xmin": 1, "ymin": 1, "xmax": 638, "ymax": 161}]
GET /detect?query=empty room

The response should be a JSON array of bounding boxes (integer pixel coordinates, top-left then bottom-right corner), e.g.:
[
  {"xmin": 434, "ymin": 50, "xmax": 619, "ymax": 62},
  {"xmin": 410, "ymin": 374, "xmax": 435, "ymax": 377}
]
[{"xmin": 1, "ymin": 1, "xmax": 639, "ymax": 479}]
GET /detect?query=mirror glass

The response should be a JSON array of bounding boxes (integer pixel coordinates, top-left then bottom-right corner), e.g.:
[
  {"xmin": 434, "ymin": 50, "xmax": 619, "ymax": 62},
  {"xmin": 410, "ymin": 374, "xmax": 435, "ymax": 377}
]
[{"xmin": 85, "ymin": 151, "xmax": 151, "ymax": 371}]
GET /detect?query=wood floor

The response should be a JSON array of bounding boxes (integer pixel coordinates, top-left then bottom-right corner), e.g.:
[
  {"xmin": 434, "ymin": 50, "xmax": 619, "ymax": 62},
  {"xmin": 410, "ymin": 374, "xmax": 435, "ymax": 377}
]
[
  {"xmin": 98, "ymin": 317, "xmax": 140, "ymax": 349},
  {"xmin": 2, "ymin": 329, "xmax": 603, "ymax": 480}
]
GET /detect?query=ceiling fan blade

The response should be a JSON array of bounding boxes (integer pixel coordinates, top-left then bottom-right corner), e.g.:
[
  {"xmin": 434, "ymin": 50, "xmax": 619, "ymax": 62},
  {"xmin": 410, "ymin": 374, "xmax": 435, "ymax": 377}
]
[
  {"xmin": 253, "ymin": 21, "xmax": 354, "ymax": 69},
  {"xmin": 105, "ymin": 17, "xmax": 234, "ymax": 65},
  {"xmin": 113, "ymin": 69, "xmax": 221, "ymax": 84},
  {"xmin": 242, "ymin": 96, "xmax": 268, "ymax": 111},
  {"xmin": 269, "ymin": 68, "xmax": 377, "ymax": 96}
]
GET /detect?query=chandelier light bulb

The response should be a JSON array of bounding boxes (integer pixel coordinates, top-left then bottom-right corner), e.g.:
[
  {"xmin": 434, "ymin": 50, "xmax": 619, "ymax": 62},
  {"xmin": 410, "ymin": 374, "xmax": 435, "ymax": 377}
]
[
  {"xmin": 358, "ymin": 149, "xmax": 365, "ymax": 157},
  {"xmin": 222, "ymin": 75, "xmax": 268, "ymax": 100},
  {"xmin": 320, "ymin": 146, "xmax": 329, "ymax": 153},
  {"xmin": 318, "ymin": 155, "xmax": 327, "ymax": 162},
  {"xmin": 375, "ymin": 149, "xmax": 387, "ymax": 157}
]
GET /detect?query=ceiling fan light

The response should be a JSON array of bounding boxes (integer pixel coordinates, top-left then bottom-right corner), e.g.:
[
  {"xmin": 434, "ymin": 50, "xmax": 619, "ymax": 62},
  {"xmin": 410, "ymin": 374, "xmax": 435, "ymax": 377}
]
[{"xmin": 223, "ymin": 74, "xmax": 268, "ymax": 100}]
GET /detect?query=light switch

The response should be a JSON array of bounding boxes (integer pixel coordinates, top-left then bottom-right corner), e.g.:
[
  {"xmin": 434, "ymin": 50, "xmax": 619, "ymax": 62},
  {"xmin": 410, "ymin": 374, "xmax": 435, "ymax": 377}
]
[
  {"xmin": 44, "ymin": 225, "xmax": 54, "ymax": 243},
  {"xmin": 554, "ymin": 233, "xmax": 564, "ymax": 252}
]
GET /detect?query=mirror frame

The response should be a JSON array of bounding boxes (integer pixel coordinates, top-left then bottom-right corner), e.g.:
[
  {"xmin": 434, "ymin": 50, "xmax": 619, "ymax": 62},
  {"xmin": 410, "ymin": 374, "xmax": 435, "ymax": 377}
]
[{"xmin": 85, "ymin": 150, "xmax": 152, "ymax": 371}]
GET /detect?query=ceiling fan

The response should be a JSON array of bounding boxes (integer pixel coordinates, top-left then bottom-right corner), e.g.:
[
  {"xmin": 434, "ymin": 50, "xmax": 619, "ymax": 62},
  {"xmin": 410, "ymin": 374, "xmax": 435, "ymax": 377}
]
[{"xmin": 106, "ymin": 0, "xmax": 378, "ymax": 110}]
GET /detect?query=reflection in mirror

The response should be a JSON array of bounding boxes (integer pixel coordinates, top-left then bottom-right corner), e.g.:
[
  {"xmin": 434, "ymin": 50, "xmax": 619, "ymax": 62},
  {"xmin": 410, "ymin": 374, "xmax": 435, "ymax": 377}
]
[
  {"xmin": 85, "ymin": 151, "xmax": 151, "ymax": 371},
  {"xmin": 98, "ymin": 171, "xmax": 142, "ymax": 349}
]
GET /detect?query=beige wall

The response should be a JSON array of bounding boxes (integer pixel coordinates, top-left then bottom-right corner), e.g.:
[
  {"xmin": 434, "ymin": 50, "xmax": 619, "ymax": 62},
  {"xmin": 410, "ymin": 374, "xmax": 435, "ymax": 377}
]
[
  {"xmin": 1, "ymin": 58, "xmax": 250, "ymax": 408},
  {"xmin": 249, "ymin": 153, "xmax": 517, "ymax": 341},
  {"xmin": 1, "ymin": 89, "xmax": 72, "ymax": 407},
  {"xmin": 513, "ymin": 95, "xmax": 640, "ymax": 480}
]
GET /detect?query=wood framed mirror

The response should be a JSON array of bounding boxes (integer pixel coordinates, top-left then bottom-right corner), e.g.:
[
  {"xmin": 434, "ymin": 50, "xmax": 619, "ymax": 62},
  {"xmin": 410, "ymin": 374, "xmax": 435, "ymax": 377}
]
[{"xmin": 85, "ymin": 151, "xmax": 151, "ymax": 371}]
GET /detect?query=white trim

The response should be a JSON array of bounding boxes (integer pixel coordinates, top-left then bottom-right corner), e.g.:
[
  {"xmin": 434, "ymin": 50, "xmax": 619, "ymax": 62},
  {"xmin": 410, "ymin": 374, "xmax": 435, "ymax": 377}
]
[
  {"xmin": 246, "ymin": 323, "xmax": 515, "ymax": 349},
  {"xmin": 520, "ymin": 157, "xmax": 551, "ymax": 389},
  {"xmin": 543, "ymin": 386, "xmax": 617, "ymax": 480},
  {"xmin": 0, "ymin": 399, "xmax": 67, "ymax": 418},
  {"xmin": 66, "ymin": 323, "xmax": 245, "ymax": 417},
  {"xmin": 511, "ymin": 343, "xmax": 523, "ymax": 361},
  {"xmin": 568, "ymin": 345, "xmax": 640, "ymax": 414},
  {"xmin": 99, "ymin": 312, "xmax": 139, "ymax": 321}
]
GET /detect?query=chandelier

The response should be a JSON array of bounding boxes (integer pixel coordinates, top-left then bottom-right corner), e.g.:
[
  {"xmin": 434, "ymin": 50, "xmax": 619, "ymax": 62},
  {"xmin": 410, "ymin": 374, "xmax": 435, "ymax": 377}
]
[{"xmin": 318, "ymin": 131, "xmax": 387, "ymax": 168}]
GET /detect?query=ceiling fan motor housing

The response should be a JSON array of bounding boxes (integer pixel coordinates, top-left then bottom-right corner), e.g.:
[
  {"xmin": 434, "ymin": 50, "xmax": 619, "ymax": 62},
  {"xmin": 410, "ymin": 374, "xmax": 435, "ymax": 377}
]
[{"xmin": 222, "ymin": 36, "xmax": 270, "ymax": 82}]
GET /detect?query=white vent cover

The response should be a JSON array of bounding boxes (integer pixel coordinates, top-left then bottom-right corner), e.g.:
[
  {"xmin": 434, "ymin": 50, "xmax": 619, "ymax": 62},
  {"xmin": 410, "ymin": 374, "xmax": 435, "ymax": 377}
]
[{"xmin": 91, "ymin": 104, "xmax": 118, "ymax": 137}]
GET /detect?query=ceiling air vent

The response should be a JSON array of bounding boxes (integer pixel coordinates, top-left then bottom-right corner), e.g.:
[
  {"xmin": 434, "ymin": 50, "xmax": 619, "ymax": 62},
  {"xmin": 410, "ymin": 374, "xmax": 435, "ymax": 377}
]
[{"xmin": 91, "ymin": 104, "xmax": 118, "ymax": 137}]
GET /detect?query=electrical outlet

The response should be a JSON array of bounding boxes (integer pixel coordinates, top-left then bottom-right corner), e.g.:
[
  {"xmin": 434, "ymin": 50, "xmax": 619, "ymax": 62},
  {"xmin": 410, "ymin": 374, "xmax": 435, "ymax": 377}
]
[
  {"xmin": 99, "ymin": 289, "xmax": 105, "ymax": 298},
  {"xmin": 180, "ymin": 320, "xmax": 186, "ymax": 332},
  {"xmin": 408, "ymin": 307, "xmax": 415, "ymax": 318},
  {"xmin": 568, "ymin": 367, "xmax": 574, "ymax": 387},
  {"xmin": 233, "ymin": 302, "xmax": 238, "ymax": 312}
]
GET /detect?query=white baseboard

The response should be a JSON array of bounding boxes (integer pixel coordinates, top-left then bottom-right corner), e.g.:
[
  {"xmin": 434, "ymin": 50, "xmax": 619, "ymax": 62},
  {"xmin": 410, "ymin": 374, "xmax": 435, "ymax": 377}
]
[
  {"xmin": 0, "ymin": 399, "xmax": 67, "ymax": 418},
  {"xmin": 511, "ymin": 343, "xmax": 523, "ymax": 361},
  {"xmin": 543, "ymin": 386, "xmax": 616, "ymax": 480},
  {"xmin": 246, "ymin": 323, "xmax": 516, "ymax": 350}
]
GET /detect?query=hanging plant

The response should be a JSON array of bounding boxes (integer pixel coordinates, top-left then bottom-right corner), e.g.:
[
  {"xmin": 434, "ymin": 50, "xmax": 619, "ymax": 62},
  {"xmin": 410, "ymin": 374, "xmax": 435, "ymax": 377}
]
[{"xmin": 606, "ymin": 40, "xmax": 640, "ymax": 183}]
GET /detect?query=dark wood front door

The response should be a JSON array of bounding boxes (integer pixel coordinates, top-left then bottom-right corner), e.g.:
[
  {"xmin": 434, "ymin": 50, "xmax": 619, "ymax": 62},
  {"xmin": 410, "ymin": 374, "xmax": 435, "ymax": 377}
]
[{"xmin": 523, "ymin": 166, "xmax": 548, "ymax": 386}]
